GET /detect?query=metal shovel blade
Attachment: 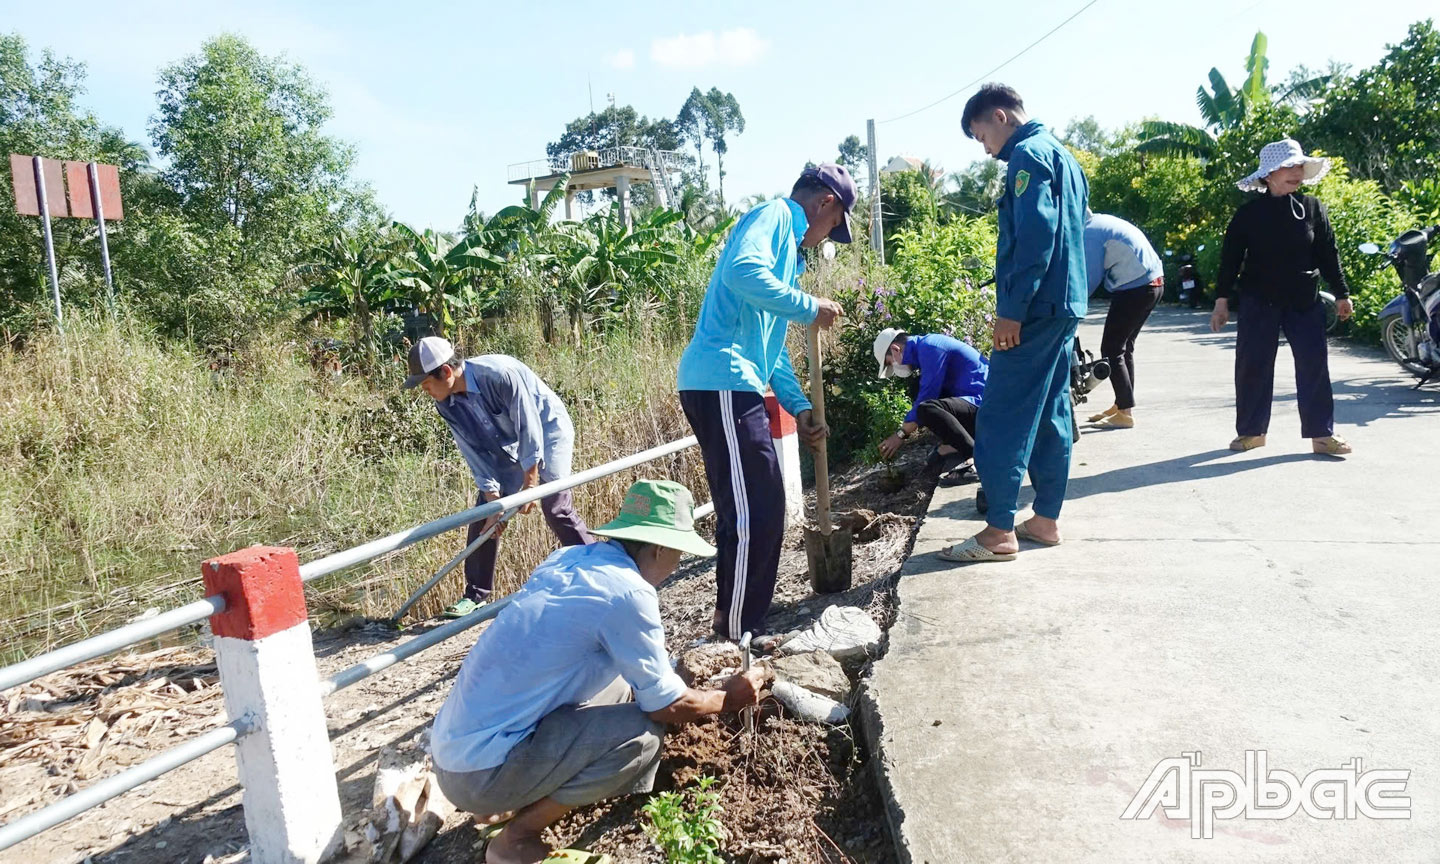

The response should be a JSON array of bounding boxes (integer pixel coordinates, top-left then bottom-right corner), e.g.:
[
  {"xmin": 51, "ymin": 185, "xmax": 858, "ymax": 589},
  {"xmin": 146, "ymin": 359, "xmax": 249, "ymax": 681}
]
[{"xmin": 804, "ymin": 525, "xmax": 853, "ymax": 594}]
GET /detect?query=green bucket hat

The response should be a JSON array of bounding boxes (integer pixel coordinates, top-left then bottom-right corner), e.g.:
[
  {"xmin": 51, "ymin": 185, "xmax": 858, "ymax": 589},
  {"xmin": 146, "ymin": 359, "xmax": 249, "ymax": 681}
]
[{"xmin": 593, "ymin": 479, "xmax": 715, "ymax": 558}]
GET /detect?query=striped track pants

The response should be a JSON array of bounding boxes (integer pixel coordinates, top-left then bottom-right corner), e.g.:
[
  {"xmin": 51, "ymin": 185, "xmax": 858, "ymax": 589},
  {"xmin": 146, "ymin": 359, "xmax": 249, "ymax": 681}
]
[{"xmin": 679, "ymin": 390, "xmax": 786, "ymax": 639}]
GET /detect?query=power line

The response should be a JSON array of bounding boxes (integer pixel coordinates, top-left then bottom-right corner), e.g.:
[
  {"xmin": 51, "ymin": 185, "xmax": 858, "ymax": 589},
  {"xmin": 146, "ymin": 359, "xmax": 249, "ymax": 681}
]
[{"xmin": 878, "ymin": 0, "xmax": 1103, "ymax": 125}]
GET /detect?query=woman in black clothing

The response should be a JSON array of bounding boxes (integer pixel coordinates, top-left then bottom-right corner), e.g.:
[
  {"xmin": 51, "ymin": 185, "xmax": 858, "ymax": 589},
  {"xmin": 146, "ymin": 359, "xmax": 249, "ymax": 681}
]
[{"xmin": 1209, "ymin": 138, "xmax": 1354, "ymax": 456}]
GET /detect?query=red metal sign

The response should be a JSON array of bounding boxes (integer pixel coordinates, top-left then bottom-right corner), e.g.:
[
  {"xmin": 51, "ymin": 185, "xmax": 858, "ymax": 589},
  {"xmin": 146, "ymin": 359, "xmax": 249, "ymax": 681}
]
[
  {"xmin": 64, "ymin": 161, "xmax": 124, "ymax": 220},
  {"xmin": 10, "ymin": 154, "xmax": 40, "ymax": 216}
]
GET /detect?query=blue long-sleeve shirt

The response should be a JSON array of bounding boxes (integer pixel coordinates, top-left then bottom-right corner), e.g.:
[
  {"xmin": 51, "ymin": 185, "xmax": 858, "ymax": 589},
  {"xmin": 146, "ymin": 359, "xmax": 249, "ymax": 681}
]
[
  {"xmin": 995, "ymin": 121, "xmax": 1090, "ymax": 322},
  {"xmin": 677, "ymin": 198, "xmax": 818, "ymax": 417},
  {"xmin": 1084, "ymin": 213, "xmax": 1164, "ymax": 294},
  {"xmin": 432, "ymin": 355, "xmax": 572, "ymax": 497},
  {"xmin": 901, "ymin": 334, "xmax": 989, "ymax": 422}
]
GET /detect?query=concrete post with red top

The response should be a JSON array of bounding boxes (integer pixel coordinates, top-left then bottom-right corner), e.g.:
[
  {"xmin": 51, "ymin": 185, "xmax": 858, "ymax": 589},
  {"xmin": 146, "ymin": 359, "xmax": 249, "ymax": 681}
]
[
  {"xmin": 764, "ymin": 393, "xmax": 803, "ymax": 526},
  {"xmin": 204, "ymin": 546, "xmax": 342, "ymax": 864}
]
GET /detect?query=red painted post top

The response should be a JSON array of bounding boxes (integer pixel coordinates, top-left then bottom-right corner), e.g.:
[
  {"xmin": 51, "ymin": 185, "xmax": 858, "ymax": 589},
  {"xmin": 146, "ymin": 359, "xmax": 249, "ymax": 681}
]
[
  {"xmin": 764, "ymin": 393, "xmax": 797, "ymax": 438},
  {"xmin": 202, "ymin": 546, "xmax": 308, "ymax": 640}
]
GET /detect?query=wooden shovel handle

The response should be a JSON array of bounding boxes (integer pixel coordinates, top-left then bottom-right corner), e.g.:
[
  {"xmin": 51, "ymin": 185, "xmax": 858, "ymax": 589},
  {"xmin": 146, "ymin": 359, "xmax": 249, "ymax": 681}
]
[{"xmin": 807, "ymin": 324, "xmax": 832, "ymax": 534}]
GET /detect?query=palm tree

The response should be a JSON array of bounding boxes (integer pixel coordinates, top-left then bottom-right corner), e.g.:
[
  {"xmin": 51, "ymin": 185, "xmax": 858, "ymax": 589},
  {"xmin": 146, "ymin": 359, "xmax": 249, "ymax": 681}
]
[
  {"xmin": 1135, "ymin": 32, "xmax": 1331, "ymax": 160},
  {"xmin": 295, "ymin": 227, "xmax": 401, "ymax": 374},
  {"xmin": 941, "ymin": 160, "xmax": 1004, "ymax": 217},
  {"xmin": 390, "ymin": 223, "xmax": 505, "ymax": 337}
]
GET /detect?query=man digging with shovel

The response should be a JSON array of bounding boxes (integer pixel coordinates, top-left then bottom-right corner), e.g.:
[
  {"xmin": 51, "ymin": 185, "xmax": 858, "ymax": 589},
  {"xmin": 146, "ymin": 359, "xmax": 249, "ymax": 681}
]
[{"xmin": 677, "ymin": 164, "xmax": 853, "ymax": 641}]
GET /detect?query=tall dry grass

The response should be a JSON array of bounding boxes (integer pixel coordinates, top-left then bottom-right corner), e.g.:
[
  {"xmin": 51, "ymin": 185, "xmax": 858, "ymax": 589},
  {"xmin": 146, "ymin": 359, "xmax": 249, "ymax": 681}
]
[{"xmin": 0, "ymin": 310, "xmax": 705, "ymax": 662}]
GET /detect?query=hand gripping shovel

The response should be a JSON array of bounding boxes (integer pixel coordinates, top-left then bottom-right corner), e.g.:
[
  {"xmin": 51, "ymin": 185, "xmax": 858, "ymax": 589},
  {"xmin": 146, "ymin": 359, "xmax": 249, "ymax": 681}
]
[{"xmin": 804, "ymin": 324, "xmax": 852, "ymax": 593}]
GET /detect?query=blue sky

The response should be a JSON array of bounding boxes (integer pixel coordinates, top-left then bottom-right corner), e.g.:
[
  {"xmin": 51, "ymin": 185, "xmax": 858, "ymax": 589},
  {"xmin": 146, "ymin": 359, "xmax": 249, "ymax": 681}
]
[{"xmin": 6, "ymin": 0, "xmax": 1429, "ymax": 228}]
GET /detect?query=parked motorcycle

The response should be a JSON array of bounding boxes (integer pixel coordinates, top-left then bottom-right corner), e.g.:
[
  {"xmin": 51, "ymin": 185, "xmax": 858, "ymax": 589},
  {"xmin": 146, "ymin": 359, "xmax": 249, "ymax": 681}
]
[
  {"xmin": 1070, "ymin": 336, "xmax": 1111, "ymax": 439},
  {"xmin": 1360, "ymin": 224, "xmax": 1440, "ymax": 385}
]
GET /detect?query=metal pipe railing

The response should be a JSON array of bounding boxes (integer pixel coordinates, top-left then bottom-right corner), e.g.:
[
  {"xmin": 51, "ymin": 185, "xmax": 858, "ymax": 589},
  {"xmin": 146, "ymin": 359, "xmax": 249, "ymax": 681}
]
[
  {"xmin": 0, "ymin": 596, "xmax": 226, "ymax": 693},
  {"xmin": 320, "ymin": 597, "xmax": 515, "ymax": 698},
  {"xmin": 0, "ymin": 716, "xmax": 252, "ymax": 852},
  {"xmin": 0, "ymin": 436, "xmax": 701, "ymax": 693},
  {"xmin": 298, "ymin": 435, "xmax": 698, "ymax": 582}
]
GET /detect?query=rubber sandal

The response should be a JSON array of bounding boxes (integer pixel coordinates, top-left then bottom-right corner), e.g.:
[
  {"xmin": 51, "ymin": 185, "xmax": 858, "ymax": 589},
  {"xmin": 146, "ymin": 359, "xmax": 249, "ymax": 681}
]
[
  {"xmin": 1091, "ymin": 413, "xmax": 1134, "ymax": 429},
  {"xmin": 545, "ymin": 851, "xmax": 611, "ymax": 863},
  {"xmin": 443, "ymin": 597, "xmax": 480, "ymax": 619},
  {"xmin": 937, "ymin": 536, "xmax": 1016, "ymax": 563},
  {"xmin": 1312, "ymin": 435, "xmax": 1352, "ymax": 456},
  {"xmin": 1229, "ymin": 435, "xmax": 1266, "ymax": 452},
  {"xmin": 1015, "ymin": 521, "xmax": 1062, "ymax": 547},
  {"xmin": 1088, "ymin": 405, "xmax": 1118, "ymax": 423},
  {"xmin": 937, "ymin": 463, "xmax": 977, "ymax": 487},
  {"xmin": 925, "ymin": 448, "xmax": 964, "ymax": 472},
  {"xmin": 474, "ymin": 820, "xmax": 512, "ymax": 860}
]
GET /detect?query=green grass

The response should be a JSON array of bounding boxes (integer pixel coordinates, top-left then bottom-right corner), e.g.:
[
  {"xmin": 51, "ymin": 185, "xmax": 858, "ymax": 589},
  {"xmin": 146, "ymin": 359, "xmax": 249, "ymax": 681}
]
[{"xmin": 0, "ymin": 311, "xmax": 705, "ymax": 663}]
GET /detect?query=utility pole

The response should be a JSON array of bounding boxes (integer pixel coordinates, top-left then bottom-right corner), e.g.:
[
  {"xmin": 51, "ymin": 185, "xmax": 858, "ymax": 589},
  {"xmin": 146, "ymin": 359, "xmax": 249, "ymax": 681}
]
[{"xmin": 867, "ymin": 119, "xmax": 883, "ymax": 260}]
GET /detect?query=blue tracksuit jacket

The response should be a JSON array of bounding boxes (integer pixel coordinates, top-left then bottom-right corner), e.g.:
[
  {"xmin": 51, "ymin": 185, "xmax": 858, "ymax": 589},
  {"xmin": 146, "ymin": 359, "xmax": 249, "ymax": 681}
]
[{"xmin": 995, "ymin": 121, "xmax": 1090, "ymax": 322}]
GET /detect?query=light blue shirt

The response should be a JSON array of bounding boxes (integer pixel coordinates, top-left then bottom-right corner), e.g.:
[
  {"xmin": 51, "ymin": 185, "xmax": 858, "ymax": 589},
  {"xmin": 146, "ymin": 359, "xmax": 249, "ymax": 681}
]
[
  {"xmin": 1084, "ymin": 213, "xmax": 1164, "ymax": 294},
  {"xmin": 432, "ymin": 355, "xmax": 572, "ymax": 496},
  {"xmin": 430, "ymin": 541, "xmax": 688, "ymax": 773},
  {"xmin": 677, "ymin": 198, "xmax": 818, "ymax": 417}
]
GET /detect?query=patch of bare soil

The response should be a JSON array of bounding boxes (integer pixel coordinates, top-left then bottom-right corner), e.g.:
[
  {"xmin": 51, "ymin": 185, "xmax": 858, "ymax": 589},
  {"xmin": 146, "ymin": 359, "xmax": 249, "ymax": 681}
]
[{"xmin": 0, "ymin": 443, "xmax": 942, "ymax": 864}]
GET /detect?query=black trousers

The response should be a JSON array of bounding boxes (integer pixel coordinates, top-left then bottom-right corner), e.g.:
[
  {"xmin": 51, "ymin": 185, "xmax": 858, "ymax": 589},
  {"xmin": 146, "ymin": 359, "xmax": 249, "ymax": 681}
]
[
  {"xmin": 1234, "ymin": 297, "xmax": 1334, "ymax": 439},
  {"xmin": 915, "ymin": 397, "xmax": 980, "ymax": 460},
  {"xmin": 680, "ymin": 390, "xmax": 785, "ymax": 639},
  {"xmin": 464, "ymin": 489, "xmax": 592, "ymax": 601},
  {"xmin": 1100, "ymin": 284, "xmax": 1163, "ymax": 410}
]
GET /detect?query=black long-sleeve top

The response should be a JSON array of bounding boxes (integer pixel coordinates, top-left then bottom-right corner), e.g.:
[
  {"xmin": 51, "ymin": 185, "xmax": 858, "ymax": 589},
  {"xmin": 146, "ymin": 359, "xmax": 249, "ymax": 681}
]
[{"xmin": 1217, "ymin": 193, "xmax": 1349, "ymax": 305}]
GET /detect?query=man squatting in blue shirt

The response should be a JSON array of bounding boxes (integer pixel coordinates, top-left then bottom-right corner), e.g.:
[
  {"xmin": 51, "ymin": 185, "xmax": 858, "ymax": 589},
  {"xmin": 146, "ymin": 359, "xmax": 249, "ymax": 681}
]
[
  {"xmin": 403, "ymin": 336, "xmax": 593, "ymax": 617},
  {"xmin": 872, "ymin": 328, "xmax": 990, "ymax": 486},
  {"xmin": 676, "ymin": 164, "xmax": 853, "ymax": 640},
  {"xmin": 942, "ymin": 84, "xmax": 1091, "ymax": 562}
]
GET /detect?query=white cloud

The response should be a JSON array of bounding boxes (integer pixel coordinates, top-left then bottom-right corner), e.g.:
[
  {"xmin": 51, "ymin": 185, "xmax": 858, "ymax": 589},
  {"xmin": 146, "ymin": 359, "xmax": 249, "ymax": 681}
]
[
  {"xmin": 650, "ymin": 28, "xmax": 769, "ymax": 68},
  {"xmin": 605, "ymin": 49, "xmax": 636, "ymax": 69}
]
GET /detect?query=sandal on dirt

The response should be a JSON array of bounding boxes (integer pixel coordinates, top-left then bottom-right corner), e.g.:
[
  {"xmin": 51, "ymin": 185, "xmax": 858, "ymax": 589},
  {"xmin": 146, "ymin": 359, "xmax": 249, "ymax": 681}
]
[
  {"xmin": 1312, "ymin": 435, "xmax": 1353, "ymax": 456},
  {"xmin": 1229, "ymin": 435, "xmax": 1267, "ymax": 452},
  {"xmin": 474, "ymin": 820, "xmax": 511, "ymax": 859},
  {"xmin": 937, "ymin": 536, "xmax": 1016, "ymax": 564},
  {"xmin": 545, "ymin": 851, "xmax": 611, "ymax": 863},
  {"xmin": 937, "ymin": 462, "xmax": 977, "ymax": 487},
  {"xmin": 1015, "ymin": 521, "xmax": 1062, "ymax": 547}
]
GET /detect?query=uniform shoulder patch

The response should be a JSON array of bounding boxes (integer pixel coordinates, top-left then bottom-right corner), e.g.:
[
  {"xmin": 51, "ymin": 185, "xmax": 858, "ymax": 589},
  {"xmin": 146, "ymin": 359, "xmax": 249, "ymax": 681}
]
[{"xmin": 1014, "ymin": 169, "xmax": 1030, "ymax": 197}]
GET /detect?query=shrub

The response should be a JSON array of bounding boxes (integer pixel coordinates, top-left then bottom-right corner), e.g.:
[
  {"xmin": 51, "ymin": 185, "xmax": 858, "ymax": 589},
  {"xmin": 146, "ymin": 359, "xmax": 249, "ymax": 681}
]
[{"xmin": 642, "ymin": 776, "xmax": 726, "ymax": 864}]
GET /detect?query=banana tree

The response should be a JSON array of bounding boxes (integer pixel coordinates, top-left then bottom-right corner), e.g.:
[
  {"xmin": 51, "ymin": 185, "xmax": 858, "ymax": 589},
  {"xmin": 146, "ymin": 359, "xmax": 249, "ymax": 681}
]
[
  {"xmin": 295, "ymin": 227, "xmax": 402, "ymax": 373},
  {"xmin": 553, "ymin": 206, "xmax": 683, "ymax": 334},
  {"xmin": 390, "ymin": 222, "xmax": 505, "ymax": 337}
]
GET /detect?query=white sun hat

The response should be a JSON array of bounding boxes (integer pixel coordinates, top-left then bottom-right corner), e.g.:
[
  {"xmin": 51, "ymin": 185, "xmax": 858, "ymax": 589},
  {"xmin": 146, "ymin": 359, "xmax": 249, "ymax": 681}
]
[
  {"xmin": 1237, "ymin": 138, "xmax": 1330, "ymax": 192},
  {"xmin": 872, "ymin": 327, "xmax": 907, "ymax": 379}
]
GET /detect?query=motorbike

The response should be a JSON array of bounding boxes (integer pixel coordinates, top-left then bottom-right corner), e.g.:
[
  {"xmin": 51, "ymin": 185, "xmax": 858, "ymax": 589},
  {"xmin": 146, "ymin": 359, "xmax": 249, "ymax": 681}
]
[{"xmin": 1360, "ymin": 224, "xmax": 1440, "ymax": 385}]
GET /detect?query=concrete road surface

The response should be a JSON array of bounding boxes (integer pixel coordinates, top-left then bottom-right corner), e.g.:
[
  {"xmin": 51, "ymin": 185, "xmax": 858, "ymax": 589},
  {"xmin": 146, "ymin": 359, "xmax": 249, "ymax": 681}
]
[{"xmin": 862, "ymin": 306, "xmax": 1440, "ymax": 863}]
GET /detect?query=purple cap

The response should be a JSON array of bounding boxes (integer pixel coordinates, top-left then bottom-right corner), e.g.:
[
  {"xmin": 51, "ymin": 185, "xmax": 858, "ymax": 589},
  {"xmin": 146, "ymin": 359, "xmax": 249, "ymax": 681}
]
[{"xmin": 802, "ymin": 163, "xmax": 857, "ymax": 243}]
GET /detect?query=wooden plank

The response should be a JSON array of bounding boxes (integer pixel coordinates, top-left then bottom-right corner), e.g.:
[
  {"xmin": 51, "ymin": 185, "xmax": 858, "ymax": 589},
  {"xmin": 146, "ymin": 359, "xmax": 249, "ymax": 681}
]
[
  {"xmin": 65, "ymin": 161, "xmax": 95, "ymax": 218},
  {"xmin": 10, "ymin": 154, "xmax": 39, "ymax": 216}
]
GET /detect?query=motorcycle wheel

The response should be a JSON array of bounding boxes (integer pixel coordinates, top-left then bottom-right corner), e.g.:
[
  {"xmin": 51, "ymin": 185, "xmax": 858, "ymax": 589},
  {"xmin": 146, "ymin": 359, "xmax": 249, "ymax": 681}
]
[{"xmin": 1381, "ymin": 314, "xmax": 1431, "ymax": 376}]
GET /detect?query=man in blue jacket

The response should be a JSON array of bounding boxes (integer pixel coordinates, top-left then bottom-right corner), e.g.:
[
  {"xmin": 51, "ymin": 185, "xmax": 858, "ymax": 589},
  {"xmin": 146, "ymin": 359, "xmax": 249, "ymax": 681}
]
[
  {"xmin": 873, "ymin": 328, "xmax": 989, "ymax": 484},
  {"xmin": 677, "ymin": 163, "xmax": 851, "ymax": 639},
  {"xmin": 405, "ymin": 337, "xmax": 593, "ymax": 616},
  {"xmin": 943, "ymin": 84, "xmax": 1089, "ymax": 563}
]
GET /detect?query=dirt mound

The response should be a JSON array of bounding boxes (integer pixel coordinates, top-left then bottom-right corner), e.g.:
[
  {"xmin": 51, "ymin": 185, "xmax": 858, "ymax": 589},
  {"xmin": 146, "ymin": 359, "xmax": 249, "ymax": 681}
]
[{"xmin": 548, "ymin": 707, "xmax": 891, "ymax": 863}]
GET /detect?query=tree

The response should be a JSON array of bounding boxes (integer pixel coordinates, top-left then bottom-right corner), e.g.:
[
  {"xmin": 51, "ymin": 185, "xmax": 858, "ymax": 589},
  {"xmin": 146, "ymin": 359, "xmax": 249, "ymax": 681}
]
[
  {"xmin": 941, "ymin": 160, "xmax": 1004, "ymax": 218},
  {"xmin": 1061, "ymin": 116, "xmax": 1113, "ymax": 155},
  {"xmin": 677, "ymin": 87, "xmax": 745, "ymax": 208},
  {"xmin": 837, "ymin": 135, "xmax": 868, "ymax": 174},
  {"xmin": 546, "ymin": 105, "xmax": 680, "ymax": 158},
  {"xmin": 150, "ymin": 35, "xmax": 362, "ymax": 281},
  {"xmin": 295, "ymin": 225, "xmax": 400, "ymax": 374},
  {"xmin": 1301, "ymin": 19, "xmax": 1440, "ymax": 191}
]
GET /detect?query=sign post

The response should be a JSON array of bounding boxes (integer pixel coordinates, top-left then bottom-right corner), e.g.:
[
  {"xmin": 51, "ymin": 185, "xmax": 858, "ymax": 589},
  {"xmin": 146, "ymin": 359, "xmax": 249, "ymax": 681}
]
[
  {"xmin": 32, "ymin": 156, "xmax": 64, "ymax": 332},
  {"xmin": 87, "ymin": 162, "xmax": 114, "ymax": 308}
]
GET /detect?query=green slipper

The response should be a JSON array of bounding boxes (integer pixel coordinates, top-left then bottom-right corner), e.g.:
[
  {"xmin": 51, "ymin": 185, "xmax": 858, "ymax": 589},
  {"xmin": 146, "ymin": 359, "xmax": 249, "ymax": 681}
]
[{"xmin": 443, "ymin": 598, "xmax": 479, "ymax": 619}]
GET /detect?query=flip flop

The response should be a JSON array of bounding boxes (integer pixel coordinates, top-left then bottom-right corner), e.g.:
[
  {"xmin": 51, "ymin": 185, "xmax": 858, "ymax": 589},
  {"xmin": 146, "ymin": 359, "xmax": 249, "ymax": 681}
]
[
  {"xmin": 937, "ymin": 462, "xmax": 977, "ymax": 487},
  {"xmin": 1015, "ymin": 520, "xmax": 1062, "ymax": 547},
  {"xmin": 937, "ymin": 536, "xmax": 1016, "ymax": 563},
  {"xmin": 545, "ymin": 851, "xmax": 611, "ymax": 863},
  {"xmin": 474, "ymin": 819, "xmax": 512, "ymax": 860}
]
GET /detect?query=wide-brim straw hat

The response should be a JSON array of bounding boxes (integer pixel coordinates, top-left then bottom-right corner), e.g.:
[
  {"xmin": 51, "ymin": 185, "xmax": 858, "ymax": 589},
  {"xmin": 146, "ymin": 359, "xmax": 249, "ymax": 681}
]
[{"xmin": 1237, "ymin": 138, "xmax": 1330, "ymax": 192}]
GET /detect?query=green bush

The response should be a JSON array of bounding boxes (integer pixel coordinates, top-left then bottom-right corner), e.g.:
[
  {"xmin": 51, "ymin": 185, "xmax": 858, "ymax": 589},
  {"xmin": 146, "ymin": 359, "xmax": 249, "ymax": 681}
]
[{"xmin": 819, "ymin": 217, "xmax": 997, "ymax": 465}]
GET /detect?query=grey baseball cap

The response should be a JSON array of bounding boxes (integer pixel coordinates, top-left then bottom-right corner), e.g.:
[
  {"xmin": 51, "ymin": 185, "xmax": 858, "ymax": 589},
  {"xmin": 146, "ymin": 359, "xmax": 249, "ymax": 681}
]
[{"xmin": 402, "ymin": 336, "xmax": 455, "ymax": 389}]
